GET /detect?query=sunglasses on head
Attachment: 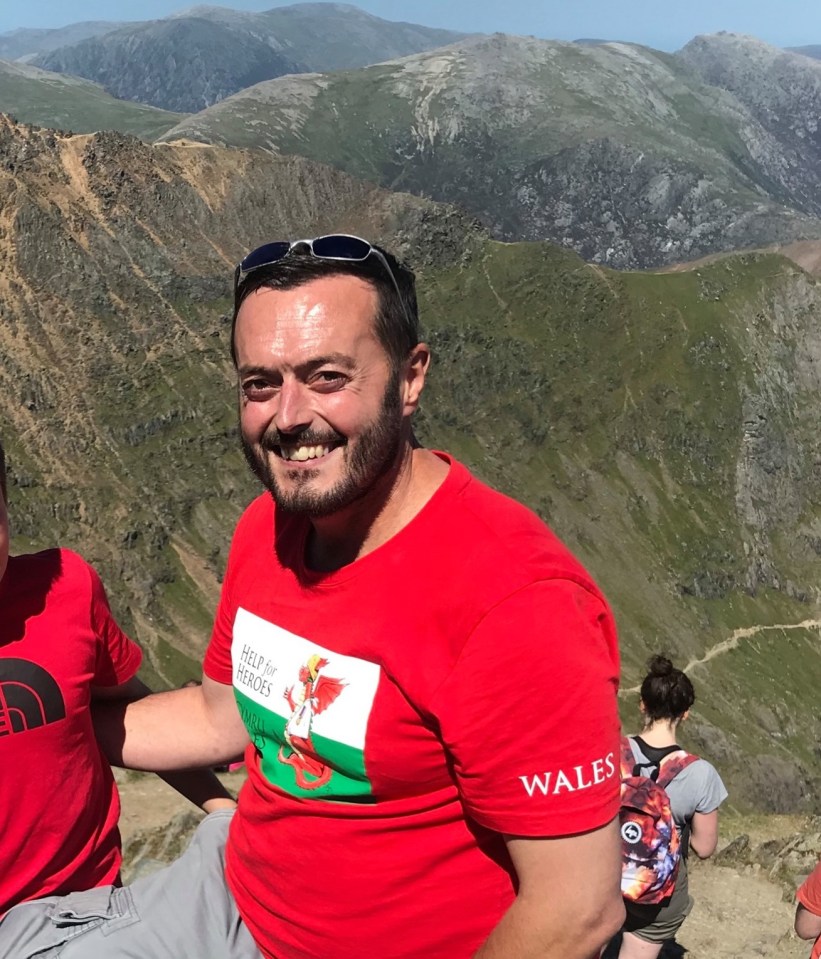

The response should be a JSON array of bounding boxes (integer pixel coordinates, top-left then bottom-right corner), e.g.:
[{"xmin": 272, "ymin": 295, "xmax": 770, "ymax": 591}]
[{"xmin": 234, "ymin": 234, "xmax": 408, "ymax": 318}]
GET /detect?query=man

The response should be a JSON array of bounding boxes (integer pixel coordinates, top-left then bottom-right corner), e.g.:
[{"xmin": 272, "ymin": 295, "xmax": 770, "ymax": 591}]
[
  {"xmin": 0, "ymin": 438, "xmax": 235, "ymax": 919},
  {"xmin": 0, "ymin": 235, "xmax": 624, "ymax": 958}
]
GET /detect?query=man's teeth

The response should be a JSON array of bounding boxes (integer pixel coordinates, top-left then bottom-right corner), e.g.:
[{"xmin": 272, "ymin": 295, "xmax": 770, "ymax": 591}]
[{"xmin": 281, "ymin": 445, "xmax": 332, "ymax": 462}]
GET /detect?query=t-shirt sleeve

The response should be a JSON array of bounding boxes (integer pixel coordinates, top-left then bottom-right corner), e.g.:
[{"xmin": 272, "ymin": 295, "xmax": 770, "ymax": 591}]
[
  {"xmin": 798, "ymin": 861, "xmax": 821, "ymax": 915},
  {"xmin": 203, "ymin": 524, "xmax": 241, "ymax": 685},
  {"xmin": 431, "ymin": 578, "xmax": 621, "ymax": 837},
  {"xmin": 690, "ymin": 760, "xmax": 728, "ymax": 814},
  {"xmin": 203, "ymin": 573, "xmax": 234, "ymax": 684},
  {"xmin": 87, "ymin": 560, "xmax": 142, "ymax": 686}
]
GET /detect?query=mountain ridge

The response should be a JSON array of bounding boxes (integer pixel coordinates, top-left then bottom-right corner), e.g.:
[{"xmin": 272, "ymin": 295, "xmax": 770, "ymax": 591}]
[
  {"xmin": 30, "ymin": 4, "xmax": 469, "ymax": 112},
  {"xmin": 156, "ymin": 31, "xmax": 821, "ymax": 268}
]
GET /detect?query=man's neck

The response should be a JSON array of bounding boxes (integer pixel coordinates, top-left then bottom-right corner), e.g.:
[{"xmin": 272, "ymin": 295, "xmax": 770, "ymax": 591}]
[{"xmin": 305, "ymin": 446, "xmax": 449, "ymax": 573}]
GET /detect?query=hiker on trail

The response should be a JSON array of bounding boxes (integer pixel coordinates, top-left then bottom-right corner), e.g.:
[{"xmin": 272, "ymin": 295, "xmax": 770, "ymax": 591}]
[
  {"xmin": 1, "ymin": 234, "xmax": 624, "ymax": 958},
  {"xmin": 0, "ymin": 438, "xmax": 235, "ymax": 918},
  {"xmin": 614, "ymin": 655, "xmax": 727, "ymax": 958},
  {"xmin": 795, "ymin": 859, "xmax": 821, "ymax": 958}
]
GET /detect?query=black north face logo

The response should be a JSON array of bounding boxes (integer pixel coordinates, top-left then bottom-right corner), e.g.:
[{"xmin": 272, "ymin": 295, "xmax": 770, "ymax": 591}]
[{"xmin": 0, "ymin": 659, "xmax": 67, "ymax": 735}]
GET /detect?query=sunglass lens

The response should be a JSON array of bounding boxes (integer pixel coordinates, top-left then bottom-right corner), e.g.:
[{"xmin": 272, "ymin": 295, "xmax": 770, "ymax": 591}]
[
  {"xmin": 239, "ymin": 241, "xmax": 291, "ymax": 274},
  {"xmin": 312, "ymin": 235, "xmax": 371, "ymax": 260}
]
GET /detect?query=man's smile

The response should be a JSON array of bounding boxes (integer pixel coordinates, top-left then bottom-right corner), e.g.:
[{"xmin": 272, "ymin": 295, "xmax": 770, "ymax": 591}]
[{"xmin": 275, "ymin": 442, "xmax": 342, "ymax": 463}]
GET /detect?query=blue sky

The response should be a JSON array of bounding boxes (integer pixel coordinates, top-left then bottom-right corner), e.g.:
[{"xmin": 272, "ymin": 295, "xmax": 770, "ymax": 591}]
[{"xmin": 0, "ymin": 0, "xmax": 819, "ymax": 51}]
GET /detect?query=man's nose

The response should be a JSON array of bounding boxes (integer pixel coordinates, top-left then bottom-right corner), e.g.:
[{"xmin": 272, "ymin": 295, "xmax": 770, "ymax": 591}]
[{"xmin": 275, "ymin": 379, "xmax": 312, "ymax": 434}]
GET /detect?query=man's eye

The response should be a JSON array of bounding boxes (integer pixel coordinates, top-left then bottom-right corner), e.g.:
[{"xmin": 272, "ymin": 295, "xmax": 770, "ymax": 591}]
[
  {"xmin": 313, "ymin": 372, "xmax": 346, "ymax": 390},
  {"xmin": 242, "ymin": 380, "xmax": 276, "ymax": 399}
]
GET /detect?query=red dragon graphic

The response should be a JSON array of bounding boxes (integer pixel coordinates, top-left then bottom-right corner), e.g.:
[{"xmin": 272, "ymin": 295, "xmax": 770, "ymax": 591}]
[{"xmin": 278, "ymin": 654, "xmax": 346, "ymax": 789}]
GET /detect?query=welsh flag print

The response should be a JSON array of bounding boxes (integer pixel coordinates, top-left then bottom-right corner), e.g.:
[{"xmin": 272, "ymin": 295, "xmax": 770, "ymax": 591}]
[{"xmin": 231, "ymin": 608, "xmax": 381, "ymax": 799}]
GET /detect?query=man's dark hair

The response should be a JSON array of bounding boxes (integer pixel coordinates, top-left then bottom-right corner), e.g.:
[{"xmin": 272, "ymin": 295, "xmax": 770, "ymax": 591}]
[
  {"xmin": 0, "ymin": 438, "xmax": 6, "ymax": 502},
  {"xmin": 231, "ymin": 246, "xmax": 420, "ymax": 372},
  {"xmin": 640, "ymin": 655, "xmax": 695, "ymax": 722}
]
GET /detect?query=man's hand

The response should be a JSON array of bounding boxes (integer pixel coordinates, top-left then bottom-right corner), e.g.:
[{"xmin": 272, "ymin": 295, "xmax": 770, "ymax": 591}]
[{"xmin": 474, "ymin": 818, "xmax": 624, "ymax": 959}]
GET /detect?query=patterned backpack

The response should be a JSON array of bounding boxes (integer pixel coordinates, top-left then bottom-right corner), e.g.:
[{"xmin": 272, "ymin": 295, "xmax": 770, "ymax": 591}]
[{"xmin": 619, "ymin": 736, "xmax": 699, "ymax": 904}]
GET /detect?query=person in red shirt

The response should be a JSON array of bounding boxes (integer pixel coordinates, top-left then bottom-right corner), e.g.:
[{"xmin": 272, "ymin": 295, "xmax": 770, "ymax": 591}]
[
  {"xmin": 0, "ymin": 236, "xmax": 624, "ymax": 959},
  {"xmin": 0, "ymin": 438, "xmax": 235, "ymax": 917},
  {"xmin": 796, "ymin": 861, "xmax": 821, "ymax": 958}
]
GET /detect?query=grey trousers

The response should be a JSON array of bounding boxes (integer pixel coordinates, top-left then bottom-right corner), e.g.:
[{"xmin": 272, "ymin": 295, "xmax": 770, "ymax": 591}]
[{"xmin": 0, "ymin": 810, "xmax": 263, "ymax": 959}]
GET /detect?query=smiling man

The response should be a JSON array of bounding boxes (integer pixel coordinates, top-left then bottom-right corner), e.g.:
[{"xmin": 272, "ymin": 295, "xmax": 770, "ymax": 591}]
[{"xmin": 0, "ymin": 236, "xmax": 624, "ymax": 959}]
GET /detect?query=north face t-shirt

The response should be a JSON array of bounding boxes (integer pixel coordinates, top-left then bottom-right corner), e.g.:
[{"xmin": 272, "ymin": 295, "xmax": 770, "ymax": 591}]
[
  {"xmin": 0, "ymin": 548, "xmax": 142, "ymax": 915},
  {"xmin": 204, "ymin": 455, "xmax": 621, "ymax": 959}
]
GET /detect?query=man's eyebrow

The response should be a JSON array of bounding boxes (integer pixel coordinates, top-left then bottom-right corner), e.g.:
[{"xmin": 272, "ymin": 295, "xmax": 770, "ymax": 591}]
[
  {"xmin": 237, "ymin": 354, "xmax": 357, "ymax": 377},
  {"xmin": 237, "ymin": 364, "xmax": 274, "ymax": 378},
  {"xmin": 301, "ymin": 353, "xmax": 357, "ymax": 372}
]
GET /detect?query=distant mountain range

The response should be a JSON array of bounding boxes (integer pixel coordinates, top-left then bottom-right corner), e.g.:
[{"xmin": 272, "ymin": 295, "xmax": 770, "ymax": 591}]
[
  {"xmin": 27, "ymin": 4, "xmax": 468, "ymax": 112},
  {"xmin": 2, "ymin": 116, "xmax": 820, "ymax": 812},
  {"xmin": 154, "ymin": 31, "xmax": 821, "ymax": 268},
  {"xmin": 787, "ymin": 45, "xmax": 821, "ymax": 61},
  {"xmin": 0, "ymin": 21, "xmax": 127, "ymax": 61},
  {"xmin": 2, "ymin": 10, "xmax": 821, "ymax": 267}
]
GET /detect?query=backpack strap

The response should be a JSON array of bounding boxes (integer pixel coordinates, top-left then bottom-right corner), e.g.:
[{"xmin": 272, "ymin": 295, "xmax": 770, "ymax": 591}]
[
  {"xmin": 620, "ymin": 736, "xmax": 638, "ymax": 778},
  {"xmin": 655, "ymin": 751, "xmax": 700, "ymax": 789},
  {"xmin": 623, "ymin": 735, "xmax": 684, "ymax": 780}
]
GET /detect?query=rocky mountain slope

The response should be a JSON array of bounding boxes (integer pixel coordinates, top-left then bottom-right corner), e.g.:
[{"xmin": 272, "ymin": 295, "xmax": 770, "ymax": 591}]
[
  {"xmin": 31, "ymin": 4, "xmax": 467, "ymax": 113},
  {"xmin": 157, "ymin": 33, "xmax": 821, "ymax": 269},
  {"xmin": 165, "ymin": 3, "xmax": 468, "ymax": 72},
  {"xmin": 0, "ymin": 60, "xmax": 186, "ymax": 139},
  {"xmin": 1, "ymin": 117, "xmax": 820, "ymax": 810},
  {"xmin": 34, "ymin": 17, "xmax": 305, "ymax": 114},
  {"xmin": 679, "ymin": 34, "xmax": 821, "ymax": 214}
]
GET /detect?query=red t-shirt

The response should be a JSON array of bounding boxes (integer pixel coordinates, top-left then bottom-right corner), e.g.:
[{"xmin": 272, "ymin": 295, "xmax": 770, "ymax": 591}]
[
  {"xmin": 204, "ymin": 456, "xmax": 621, "ymax": 959},
  {"xmin": 798, "ymin": 862, "xmax": 821, "ymax": 959},
  {"xmin": 0, "ymin": 548, "xmax": 142, "ymax": 915}
]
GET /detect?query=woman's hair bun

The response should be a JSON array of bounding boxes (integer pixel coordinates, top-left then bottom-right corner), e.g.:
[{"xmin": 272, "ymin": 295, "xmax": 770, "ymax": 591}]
[
  {"xmin": 646, "ymin": 654, "xmax": 674, "ymax": 677},
  {"xmin": 640, "ymin": 654, "xmax": 694, "ymax": 721}
]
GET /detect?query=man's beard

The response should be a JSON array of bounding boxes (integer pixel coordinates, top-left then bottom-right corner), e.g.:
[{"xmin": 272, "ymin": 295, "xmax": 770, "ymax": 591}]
[{"xmin": 241, "ymin": 369, "xmax": 404, "ymax": 519}]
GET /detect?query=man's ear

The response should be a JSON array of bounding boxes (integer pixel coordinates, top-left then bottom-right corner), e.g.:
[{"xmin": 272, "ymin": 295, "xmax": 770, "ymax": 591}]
[{"xmin": 401, "ymin": 343, "xmax": 431, "ymax": 416}]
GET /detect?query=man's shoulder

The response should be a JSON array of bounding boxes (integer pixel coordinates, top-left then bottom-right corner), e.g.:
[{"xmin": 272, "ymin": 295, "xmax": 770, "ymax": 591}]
[
  {"xmin": 233, "ymin": 492, "xmax": 276, "ymax": 539},
  {"xmin": 443, "ymin": 458, "xmax": 598, "ymax": 588},
  {"xmin": 3, "ymin": 548, "xmax": 96, "ymax": 610},
  {"xmin": 8, "ymin": 546, "xmax": 89, "ymax": 581},
  {"xmin": 229, "ymin": 492, "xmax": 298, "ymax": 564}
]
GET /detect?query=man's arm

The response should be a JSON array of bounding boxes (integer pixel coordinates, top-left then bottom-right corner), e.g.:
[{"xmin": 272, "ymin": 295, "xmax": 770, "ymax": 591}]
[
  {"xmin": 474, "ymin": 818, "xmax": 625, "ymax": 959},
  {"xmin": 93, "ymin": 676, "xmax": 239, "ymax": 811},
  {"xmin": 796, "ymin": 904, "xmax": 821, "ymax": 941},
  {"xmin": 92, "ymin": 674, "xmax": 250, "ymax": 774}
]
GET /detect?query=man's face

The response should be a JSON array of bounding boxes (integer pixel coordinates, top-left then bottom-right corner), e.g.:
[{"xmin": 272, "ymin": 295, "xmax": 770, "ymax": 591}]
[
  {"xmin": 0, "ymin": 488, "xmax": 8, "ymax": 585},
  {"xmin": 234, "ymin": 275, "xmax": 407, "ymax": 519}
]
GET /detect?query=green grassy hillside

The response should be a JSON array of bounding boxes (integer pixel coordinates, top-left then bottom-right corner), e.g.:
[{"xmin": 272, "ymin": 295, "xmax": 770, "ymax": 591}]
[{"xmin": 0, "ymin": 60, "xmax": 186, "ymax": 138}]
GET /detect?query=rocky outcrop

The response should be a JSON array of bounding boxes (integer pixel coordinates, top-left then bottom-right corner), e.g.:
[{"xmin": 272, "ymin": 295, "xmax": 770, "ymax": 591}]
[
  {"xmin": 716, "ymin": 822, "xmax": 821, "ymax": 895},
  {"xmin": 679, "ymin": 34, "xmax": 821, "ymax": 217}
]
